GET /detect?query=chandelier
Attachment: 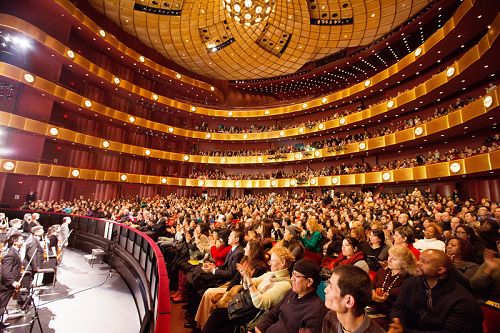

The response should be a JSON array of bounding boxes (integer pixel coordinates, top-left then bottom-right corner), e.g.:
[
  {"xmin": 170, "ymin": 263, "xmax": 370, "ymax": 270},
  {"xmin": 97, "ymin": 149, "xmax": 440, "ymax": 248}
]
[{"xmin": 222, "ymin": 0, "xmax": 275, "ymax": 27}]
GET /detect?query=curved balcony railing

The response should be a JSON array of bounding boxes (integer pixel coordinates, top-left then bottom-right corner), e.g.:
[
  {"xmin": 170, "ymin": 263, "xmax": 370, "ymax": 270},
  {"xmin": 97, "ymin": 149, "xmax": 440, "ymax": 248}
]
[
  {"xmin": 0, "ymin": 210, "xmax": 170, "ymax": 333},
  {"xmin": 0, "ymin": 15, "xmax": 497, "ymax": 144},
  {"xmin": 1, "ymin": 0, "xmax": 478, "ymax": 117},
  {"xmin": 0, "ymin": 88, "xmax": 497, "ymax": 166},
  {"xmin": 50, "ymin": 0, "xmax": 223, "ymax": 99},
  {"xmin": 1, "ymin": 150, "xmax": 498, "ymax": 188}
]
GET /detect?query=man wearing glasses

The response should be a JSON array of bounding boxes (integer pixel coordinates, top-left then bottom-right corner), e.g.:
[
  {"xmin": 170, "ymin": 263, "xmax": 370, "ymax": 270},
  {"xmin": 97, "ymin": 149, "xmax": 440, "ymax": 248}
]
[{"xmin": 256, "ymin": 259, "xmax": 327, "ymax": 333}]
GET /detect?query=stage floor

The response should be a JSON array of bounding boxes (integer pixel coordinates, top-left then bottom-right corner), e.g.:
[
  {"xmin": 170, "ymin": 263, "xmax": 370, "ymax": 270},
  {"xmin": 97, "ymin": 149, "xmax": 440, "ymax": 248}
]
[{"xmin": 4, "ymin": 249, "xmax": 140, "ymax": 333}]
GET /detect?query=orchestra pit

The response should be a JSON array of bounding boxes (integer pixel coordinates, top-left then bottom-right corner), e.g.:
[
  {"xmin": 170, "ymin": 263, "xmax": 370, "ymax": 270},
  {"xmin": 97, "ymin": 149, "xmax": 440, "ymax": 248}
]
[{"xmin": 0, "ymin": 0, "xmax": 499, "ymax": 332}]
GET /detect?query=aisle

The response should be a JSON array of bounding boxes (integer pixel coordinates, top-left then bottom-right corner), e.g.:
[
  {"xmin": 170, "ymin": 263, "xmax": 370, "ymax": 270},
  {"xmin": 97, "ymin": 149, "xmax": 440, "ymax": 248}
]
[{"xmin": 4, "ymin": 249, "xmax": 140, "ymax": 333}]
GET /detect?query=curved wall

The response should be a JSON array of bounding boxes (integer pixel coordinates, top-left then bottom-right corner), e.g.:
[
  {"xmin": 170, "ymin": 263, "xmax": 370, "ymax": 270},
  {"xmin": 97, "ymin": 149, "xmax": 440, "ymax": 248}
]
[{"xmin": 0, "ymin": 209, "xmax": 170, "ymax": 333}]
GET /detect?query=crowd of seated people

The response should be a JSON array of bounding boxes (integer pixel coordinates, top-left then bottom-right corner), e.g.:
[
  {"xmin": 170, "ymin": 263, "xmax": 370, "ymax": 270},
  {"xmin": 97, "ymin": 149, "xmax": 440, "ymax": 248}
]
[
  {"xmin": 190, "ymin": 137, "xmax": 499, "ymax": 180},
  {"xmin": 17, "ymin": 185, "xmax": 500, "ymax": 332},
  {"xmin": 195, "ymin": 97, "xmax": 477, "ymax": 140},
  {"xmin": 194, "ymin": 108, "xmax": 490, "ymax": 159},
  {"xmin": 131, "ymin": 95, "xmax": 484, "ymax": 160}
]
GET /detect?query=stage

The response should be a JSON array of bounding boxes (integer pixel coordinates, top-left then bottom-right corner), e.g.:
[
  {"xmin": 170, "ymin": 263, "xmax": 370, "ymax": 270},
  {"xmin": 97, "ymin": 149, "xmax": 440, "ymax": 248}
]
[{"xmin": 4, "ymin": 249, "xmax": 140, "ymax": 333}]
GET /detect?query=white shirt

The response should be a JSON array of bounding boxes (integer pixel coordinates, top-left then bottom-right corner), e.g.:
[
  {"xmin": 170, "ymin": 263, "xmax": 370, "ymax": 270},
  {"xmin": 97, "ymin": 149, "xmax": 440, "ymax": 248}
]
[{"xmin": 413, "ymin": 238, "xmax": 446, "ymax": 252}]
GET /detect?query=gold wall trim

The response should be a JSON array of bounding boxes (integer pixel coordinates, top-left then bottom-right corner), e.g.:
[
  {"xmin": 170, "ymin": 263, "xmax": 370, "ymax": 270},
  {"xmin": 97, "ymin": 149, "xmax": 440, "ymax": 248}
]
[
  {"xmin": 1, "ymin": 17, "xmax": 496, "ymax": 144},
  {"xmin": 1, "ymin": 151, "xmax": 498, "ymax": 188},
  {"xmin": 40, "ymin": 0, "xmax": 475, "ymax": 117},
  {"xmin": 0, "ymin": 87, "xmax": 498, "ymax": 165}
]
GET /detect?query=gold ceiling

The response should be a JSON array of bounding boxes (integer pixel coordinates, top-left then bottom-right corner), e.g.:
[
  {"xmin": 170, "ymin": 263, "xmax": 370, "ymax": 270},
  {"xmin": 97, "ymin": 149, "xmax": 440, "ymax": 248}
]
[{"xmin": 88, "ymin": 0, "xmax": 430, "ymax": 80}]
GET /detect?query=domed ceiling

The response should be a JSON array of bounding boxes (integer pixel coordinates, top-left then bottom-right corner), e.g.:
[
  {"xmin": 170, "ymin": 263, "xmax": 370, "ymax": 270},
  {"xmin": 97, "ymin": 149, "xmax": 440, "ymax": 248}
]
[{"xmin": 88, "ymin": 0, "xmax": 430, "ymax": 80}]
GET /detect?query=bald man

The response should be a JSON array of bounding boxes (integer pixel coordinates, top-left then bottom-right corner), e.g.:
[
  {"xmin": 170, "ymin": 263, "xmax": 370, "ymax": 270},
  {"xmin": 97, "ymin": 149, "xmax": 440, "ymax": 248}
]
[{"xmin": 388, "ymin": 249, "xmax": 482, "ymax": 333}]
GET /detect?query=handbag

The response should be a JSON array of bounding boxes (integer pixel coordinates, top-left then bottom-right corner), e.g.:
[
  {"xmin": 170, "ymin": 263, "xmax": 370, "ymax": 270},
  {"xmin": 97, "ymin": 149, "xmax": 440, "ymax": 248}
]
[
  {"xmin": 214, "ymin": 284, "xmax": 243, "ymax": 308},
  {"xmin": 227, "ymin": 289, "xmax": 259, "ymax": 324}
]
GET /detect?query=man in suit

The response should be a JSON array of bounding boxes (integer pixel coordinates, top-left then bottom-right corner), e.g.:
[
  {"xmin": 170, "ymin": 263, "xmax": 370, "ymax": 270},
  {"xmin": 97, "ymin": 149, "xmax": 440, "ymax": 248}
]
[
  {"xmin": 59, "ymin": 217, "xmax": 71, "ymax": 247},
  {"xmin": 184, "ymin": 229, "xmax": 245, "ymax": 328},
  {"xmin": 25, "ymin": 226, "xmax": 45, "ymax": 286},
  {"xmin": 0, "ymin": 233, "xmax": 24, "ymax": 328}
]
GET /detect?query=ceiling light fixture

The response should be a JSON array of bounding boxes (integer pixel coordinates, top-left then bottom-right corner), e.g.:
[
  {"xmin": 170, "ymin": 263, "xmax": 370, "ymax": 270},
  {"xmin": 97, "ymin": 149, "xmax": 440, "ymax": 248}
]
[{"xmin": 223, "ymin": 0, "xmax": 276, "ymax": 27}]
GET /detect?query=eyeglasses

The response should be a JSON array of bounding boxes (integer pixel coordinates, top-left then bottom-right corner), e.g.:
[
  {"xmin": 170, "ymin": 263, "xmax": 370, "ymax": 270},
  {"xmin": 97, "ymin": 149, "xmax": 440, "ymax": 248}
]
[
  {"xmin": 268, "ymin": 259, "xmax": 281, "ymax": 264},
  {"xmin": 292, "ymin": 271, "xmax": 307, "ymax": 279}
]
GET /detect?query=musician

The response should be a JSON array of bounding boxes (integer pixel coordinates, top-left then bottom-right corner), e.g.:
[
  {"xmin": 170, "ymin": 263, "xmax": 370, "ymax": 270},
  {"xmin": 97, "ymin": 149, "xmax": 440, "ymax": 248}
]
[
  {"xmin": 5, "ymin": 219, "xmax": 22, "ymax": 240},
  {"xmin": 46, "ymin": 226, "xmax": 59, "ymax": 257},
  {"xmin": 59, "ymin": 217, "xmax": 71, "ymax": 247},
  {"xmin": 0, "ymin": 233, "xmax": 24, "ymax": 329},
  {"xmin": 24, "ymin": 226, "xmax": 45, "ymax": 286}
]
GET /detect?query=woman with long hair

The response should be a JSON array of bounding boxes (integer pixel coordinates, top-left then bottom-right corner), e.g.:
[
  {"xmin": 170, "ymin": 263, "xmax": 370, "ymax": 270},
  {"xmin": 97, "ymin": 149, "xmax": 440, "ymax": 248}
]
[
  {"xmin": 392, "ymin": 226, "xmax": 420, "ymax": 259},
  {"xmin": 446, "ymin": 237, "xmax": 479, "ymax": 279},
  {"xmin": 321, "ymin": 227, "xmax": 343, "ymax": 258},
  {"xmin": 194, "ymin": 239, "xmax": 266, "ymax": 329},
  {"xmin": 371, "ymin": 246, "xmax": 416, "ymax": 317},
  {"xmin": 202, "ymin": 247, "xmax": 294, "ymax": 333},
  {"xmin": 455, "ymin": 225, "xmax": 484, "ymax": 264},
  {"xmin": 363, "ymin": 229, "xmax": 389, "ymax": 271},
  {"xmin": 327, "ymin": 237, "xmax": 369, "ymax": 272},
  {"xmin": 300, "ymin": 217, "xmax": 322, "ymax": 253}
]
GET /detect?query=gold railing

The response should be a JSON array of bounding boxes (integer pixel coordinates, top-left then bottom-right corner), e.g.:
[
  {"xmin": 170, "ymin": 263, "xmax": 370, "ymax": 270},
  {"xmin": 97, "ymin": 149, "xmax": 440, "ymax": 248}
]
[
  {"xmin": 1, "ymin": 150, "xmax": 498, "ymax": 188},
  {"xmin": 0, "ymin": 88, "xmax": 497, "ymax": 165},
  {"xmin": 1, "ymin": 15, "xmax": 497, "ymax": 143},
  {"xmin": 4, "ymin": 0, "xmax": 476, "ymax": 117}
]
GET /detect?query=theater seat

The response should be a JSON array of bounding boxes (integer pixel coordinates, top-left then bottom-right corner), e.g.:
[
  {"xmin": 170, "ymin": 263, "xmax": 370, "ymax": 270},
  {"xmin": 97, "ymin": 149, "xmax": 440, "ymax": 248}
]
[
  {"xmin": 481, "ymin": 302, "xmax": 500, "ymax": 333},
  {"xmin": 369, "ymin": 270, "xmax": 377, "ymax": 283},
  {"xmin": 303, "ymin": 250, "xmax": 323, "ymax": 266}
]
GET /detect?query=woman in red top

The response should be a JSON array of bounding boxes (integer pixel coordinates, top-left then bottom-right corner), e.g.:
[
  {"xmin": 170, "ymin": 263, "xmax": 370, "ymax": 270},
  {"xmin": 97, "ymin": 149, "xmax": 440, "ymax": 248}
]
[{"xmin": 210, "ymin": 231, "xmax": 231, "ymax": 267}]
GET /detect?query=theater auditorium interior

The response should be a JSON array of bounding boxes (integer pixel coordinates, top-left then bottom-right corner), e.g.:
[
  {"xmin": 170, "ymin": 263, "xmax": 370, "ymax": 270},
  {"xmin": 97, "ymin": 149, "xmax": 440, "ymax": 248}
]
[{"xmin": 0, "ymin": 0, "xmax": 499, "ymax": 332}]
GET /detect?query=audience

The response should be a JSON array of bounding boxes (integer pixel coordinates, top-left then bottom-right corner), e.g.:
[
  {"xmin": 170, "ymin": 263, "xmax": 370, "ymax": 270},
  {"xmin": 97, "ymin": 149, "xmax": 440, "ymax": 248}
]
[
  {"xmin": 255, "ymin": 259, "xmax": 328, "ymax": 333},
  {"xmin": 10, "ymin": 187, "xmax": 499, "ymax": 332},
  {"xmin": 323, "ymin": 265, "xmax": 385, "ymax": 333},
  {"xmin": 389, "ymin": 249, "xmax": 483, "ymax": 333},
  {"xmin": 371, "ymin": 246, "xmax": 416, "ymax": 318}
]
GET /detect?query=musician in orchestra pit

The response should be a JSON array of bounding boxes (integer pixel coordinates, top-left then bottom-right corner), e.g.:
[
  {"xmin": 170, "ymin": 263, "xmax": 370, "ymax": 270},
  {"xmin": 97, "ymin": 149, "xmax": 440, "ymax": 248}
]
[
  {"xmin": 0, "ymin": 233, "xmax": 24, "ymax": 329},
  {"xmin": 46, "ymin": 225, "xmax": 59, "ymax": 257},
  {"xmin": 59, "ymin": 217, "xmax": 71, "ymax": 247},
  {"xmin": 5, "ymin": 219, "xmax": 22, "ymax": 240},
  {"xmin": 24, "ymin": 226, "xmax": 45, "ymax": 286}
]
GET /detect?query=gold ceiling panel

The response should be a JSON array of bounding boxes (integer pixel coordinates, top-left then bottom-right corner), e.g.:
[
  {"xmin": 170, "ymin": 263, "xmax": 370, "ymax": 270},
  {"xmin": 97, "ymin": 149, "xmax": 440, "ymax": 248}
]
[{"xmin": 88, "ymin": 0, "xmax": 431, "ymax": 80}]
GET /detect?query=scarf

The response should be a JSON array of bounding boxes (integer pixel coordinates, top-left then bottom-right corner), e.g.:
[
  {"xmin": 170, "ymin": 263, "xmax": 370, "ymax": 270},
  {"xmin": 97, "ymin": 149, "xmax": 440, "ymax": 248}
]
[{"xmin": 322, "ymin": 251, "xmax": 365, "ymax": 270}]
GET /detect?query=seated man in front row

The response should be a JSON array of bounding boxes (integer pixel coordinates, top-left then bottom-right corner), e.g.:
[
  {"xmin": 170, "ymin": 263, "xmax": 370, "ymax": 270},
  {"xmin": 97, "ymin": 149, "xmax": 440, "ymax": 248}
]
[
  {"xmin": 389, "ymin": 249, "xmax": 483, "ymax": 333},
  {"xmin": 323, "ymin": 265, "xmax": 385, "ymax": 333},
  {"xmin": 256, "ymin": 259, "xmax": 328, "ymax": 333}
]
